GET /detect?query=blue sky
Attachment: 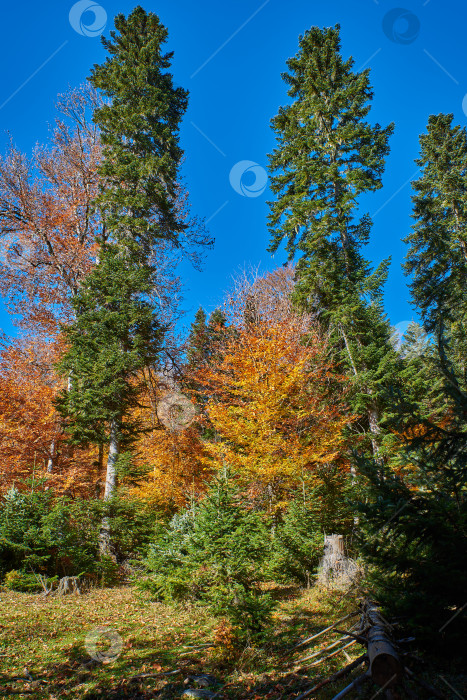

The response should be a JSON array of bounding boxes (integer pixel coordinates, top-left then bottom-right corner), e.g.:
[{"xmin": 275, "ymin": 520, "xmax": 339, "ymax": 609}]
[{"xmin": 0, "ymin": 0, "xmax": 466, "ymax": 338}]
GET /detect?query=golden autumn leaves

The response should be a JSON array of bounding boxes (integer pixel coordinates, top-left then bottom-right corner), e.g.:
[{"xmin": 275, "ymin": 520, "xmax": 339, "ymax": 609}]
[{"xmin": 129, "ymin": 270, "xmax": 352, "ymax": 507}]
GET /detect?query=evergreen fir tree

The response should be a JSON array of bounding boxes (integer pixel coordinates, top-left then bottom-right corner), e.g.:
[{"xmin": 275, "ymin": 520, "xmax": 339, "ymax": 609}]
[
  {"xmin": 356, "ymin": 402, "xmax": 467, "ymax": 651},
  {"xmin": 186, "ymin": 308, "xmax": 209, "ymax": 367},
  {"xmin": 144, "ymin": 471, "xmax": 274, "ymax": 642},
  {"xmin": 89, "ymin": 5, "xmax": 189, "ymax": 251},
  {"xmin": 357, "ymin": 113, "xmax": 467, "ymax": 653},
  {"xmin": 267, "ymin": 25, "xmax": 398, "ymax": 453},
  {"xmin": 405, "ymin": 113, "xmax": 467, "ymax": 391},
  {"xmin": 58, "ymin": 7, "xmax": 190, "ymax": 519}
]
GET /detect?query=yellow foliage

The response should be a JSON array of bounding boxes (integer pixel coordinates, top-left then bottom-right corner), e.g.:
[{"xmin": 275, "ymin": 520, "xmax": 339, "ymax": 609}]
[{"xmin": 190, "ymin": 317, "xmax": 350, "ymax": 495}]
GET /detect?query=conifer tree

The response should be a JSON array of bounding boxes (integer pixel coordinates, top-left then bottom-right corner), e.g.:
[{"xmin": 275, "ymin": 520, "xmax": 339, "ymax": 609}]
[
  {"xmin": 267, "ymin": 25, "xmax": 397, "ymax": 452},
  {"xmin": 145, "ymin": 470, "xmax": 274, "ymax": 641},
  {"xmin": 89, "ymin": 5, "xmax": 189, "ymax": 251},
  {"xmin": 357, "ymin": 113, "xmax": 467, "ymax": 651},
  {"xmin": 58, "ymin": 8, "xmax": 190, "ymax": 524},
  {"xmin": 57, "ymin": 246, "xmax": 164, "ymax": 502},
  {"xmin": 186, "ymin": 308, "xmax": 209, "ymax": 367},
  {"xmin": 405, "ymin": 113, "xmax": 467, "ymax": 390}
]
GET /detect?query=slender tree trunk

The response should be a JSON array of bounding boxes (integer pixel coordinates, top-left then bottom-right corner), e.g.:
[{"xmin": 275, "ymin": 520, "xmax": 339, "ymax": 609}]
[
  {"xmin": 368, "ymin": 404, "xmax": 381, "ymax": 458},
  {"xmin": 99, "ymin": 418, "xmax": 120, "ymax": 557},
  {"xmin": 103, "ymin": 419, "xmax": 119, "ymax": 501},
  {"xmin": 46, "ymin": 440, "xmax": 56, "ymax": 473}
]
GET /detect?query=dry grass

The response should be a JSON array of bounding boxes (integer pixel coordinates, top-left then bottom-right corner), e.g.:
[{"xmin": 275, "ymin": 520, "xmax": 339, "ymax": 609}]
[{"xmin": 0, "ymin": 584, "xmax": 463, "ymax": 699}]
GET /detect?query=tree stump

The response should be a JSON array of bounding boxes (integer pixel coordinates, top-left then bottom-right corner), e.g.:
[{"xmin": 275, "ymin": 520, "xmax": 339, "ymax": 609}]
[
  {"xmin": 56, "ymin": 576, "xmax": 81, "ymax": 596},
  {"xmin": 318, "ymin": 534, "xmax": 359, "ymax": 587}
]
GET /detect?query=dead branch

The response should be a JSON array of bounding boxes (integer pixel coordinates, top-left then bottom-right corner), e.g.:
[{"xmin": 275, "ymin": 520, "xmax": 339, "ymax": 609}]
[{"xmin": 294, "ymin": 653, "xmax": 368, "ymax": 700}]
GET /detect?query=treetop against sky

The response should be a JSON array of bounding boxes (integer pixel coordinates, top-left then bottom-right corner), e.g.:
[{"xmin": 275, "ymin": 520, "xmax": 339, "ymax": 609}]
[{"xmin": 0, "ymin": 0, "xmax": 466, "ymax": 337}]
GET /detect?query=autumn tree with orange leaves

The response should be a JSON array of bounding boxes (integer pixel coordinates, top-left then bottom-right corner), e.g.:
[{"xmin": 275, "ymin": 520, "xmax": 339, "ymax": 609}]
[
  {"xmin": 0, "ymin": 335, "xmax": 100, "ymax": 494},
  {"xmin": 182, "ymin": 268, "xmax": 352, "ymax": 510}
]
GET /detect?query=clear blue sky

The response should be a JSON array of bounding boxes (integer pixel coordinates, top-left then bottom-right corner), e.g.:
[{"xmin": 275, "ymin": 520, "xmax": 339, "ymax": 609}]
[{"xmin": 1, "ymin": 0, "xmax": 466, "ymax": 338}]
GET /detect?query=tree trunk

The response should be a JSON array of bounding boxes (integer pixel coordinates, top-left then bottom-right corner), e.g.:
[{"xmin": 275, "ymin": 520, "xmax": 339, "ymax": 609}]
[
  {"xmin": 365, "ymin": 601, "xmax": 403, "ymax": 688},
  {"xmin": 46, "ymin": 440, "xmax": 56, "ymax": 473},
  {"xmin": 99, "ymin": 418, "xmax": 120, "ymax": 557},
  {"xmin": 103, "ymin": 419, "xmax": 119, "ymax": 501}
]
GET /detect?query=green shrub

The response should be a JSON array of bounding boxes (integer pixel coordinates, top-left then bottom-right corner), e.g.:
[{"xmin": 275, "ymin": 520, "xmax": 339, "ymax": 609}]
[
  {"xmin": 269, "ymin": 498, "xmax": 323, "ymax": 586},
  {"xmin": 0, "ymin": 483, "xmax": 159, "ymax": 583},
  {"xmin": 143, "ymin": 472, "xmax": 275, "ymax": 642},
  {"xmin": 3, "ymin": 570, "xmax": 43, "ymax": 592}
]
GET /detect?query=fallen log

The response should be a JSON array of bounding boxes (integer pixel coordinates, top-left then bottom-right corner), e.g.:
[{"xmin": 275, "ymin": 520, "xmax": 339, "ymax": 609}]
[{"xmin": 365, "ymin": 601, "xmax": 403, "ymax": 688}]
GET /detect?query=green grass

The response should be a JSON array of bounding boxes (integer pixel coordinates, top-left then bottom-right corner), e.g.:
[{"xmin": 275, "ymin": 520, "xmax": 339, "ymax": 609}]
[{"xmin": 0, "ymin": 584, "xmax": 464, "ymax": 699}]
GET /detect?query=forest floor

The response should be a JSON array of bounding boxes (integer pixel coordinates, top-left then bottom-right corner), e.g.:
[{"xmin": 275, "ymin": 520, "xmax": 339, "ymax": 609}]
[{"xmin": 0, "ymin": 583, "xmax": 465, "ymax": 699}]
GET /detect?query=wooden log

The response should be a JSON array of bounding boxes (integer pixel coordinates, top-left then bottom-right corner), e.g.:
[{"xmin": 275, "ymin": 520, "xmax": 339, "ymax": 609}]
[{"xmin": 365, "ymin": 602, "xmax": 403, "ymax": 688}]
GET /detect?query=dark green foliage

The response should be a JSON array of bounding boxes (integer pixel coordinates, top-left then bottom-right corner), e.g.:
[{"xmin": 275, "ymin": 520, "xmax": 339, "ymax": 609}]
[
  {"xmin": 185, "ymin": 307, "xmax": 229, "ymax": 370},
  {"xmin": 268, "ymin": 25, "xmax": 393, "ymax": 268},
  {"xmin": 394, "ymin": 322, "xmax": 445, "ymax": 422},
  {"xmin": 270, "ymin": 472, "xmax": 354, "ymax": 585},
  {"xmin": 0, "ymin": 485, "xmax": 99, "ymax": 578},
  {"xmin": 143, "ymin": 472, "xmax": 275, "ymax": 642},
  {"xmin": 89, "ymin": 5, "xmax": 188, "ymax": 250},
  {"xmin": 355, "ymin": 412, "xmax": 467, "ymax": 651},
  {"xmin": 267, "ymin": 24, "xmax": 398, "ymax": 453},
  {"xmin": 405, "ymin": 115, "xmax": 467, "ymax": 337},
  {"xmin": 186, "ymin": 307, "xmax": 209, "ymax": 367},
  {"xmin": 405, "ymin": 114, "xmax": 467, "ymax": 398},
  {"xmin": 59, "ymin": 7, "xmax": 191, "ymax": 486},
  {"xmin": 0, "ymin": 484, "xmax": 157, "ymax": 580},
  {"xmin": 57, "ymin": 246, "xmax": 164, "ymax": 447},
  {"xmin": 270, "ymin": 499, "xmax": 323, "ymax": 586},
  {"xmin": 357, "ymin": 111, "xmax": 467, "ymax": 655}
]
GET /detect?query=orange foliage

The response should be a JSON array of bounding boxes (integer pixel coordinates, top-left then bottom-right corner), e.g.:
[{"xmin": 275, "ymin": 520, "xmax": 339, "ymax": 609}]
[
  {"xmin": 130, "ymin": 425, "xmax": 210, "ymax": 508},
  {"xmin": 0, "ymin": 86, "xmax": 102, "ymax": 335},
  {"xmin": 0, "ymin": 335, "xmax": 100, "ymax": 495},
  {"xmin": 189, "ymin": 315, "xmax": 350, "ymax": 497}
]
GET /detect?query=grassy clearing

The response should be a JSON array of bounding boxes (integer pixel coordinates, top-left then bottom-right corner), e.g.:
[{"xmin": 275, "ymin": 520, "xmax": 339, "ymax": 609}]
[{"xmin": 0, "ymin": 584, "xmax": 464, "ymax": 699}]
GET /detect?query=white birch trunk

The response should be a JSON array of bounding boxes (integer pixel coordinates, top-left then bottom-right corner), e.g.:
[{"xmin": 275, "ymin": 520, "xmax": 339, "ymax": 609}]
[
  {"xmin": 103, "ymin": 419, "xmax": 119, "ymax": 501},
  {"xmin": 99, "ymin": 419, "xmax": 120, "ymax": 557},
  {"xmin": 46, "ymin": 440, "xmax": 56, "ymax": 473}
]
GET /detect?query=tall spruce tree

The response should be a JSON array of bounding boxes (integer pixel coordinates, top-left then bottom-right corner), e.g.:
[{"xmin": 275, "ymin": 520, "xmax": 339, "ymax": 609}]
[
  {"xmin": 90, "ymin": 6, "xmax": 188, "ymax": 251},
  {"xmin": 58, "ymin": 8, "xmax": 190, "ymax": 527},
  {"xmin": 405, "ymin": 113, "xmax": 467, "ymax": 390},
  {"xmin": 267, "ymin": 25, "xmax": 397, "ymax": 452},
  {"xmin": 356, "ymin": 114, "xmax": 467, "ymax": 652}
]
